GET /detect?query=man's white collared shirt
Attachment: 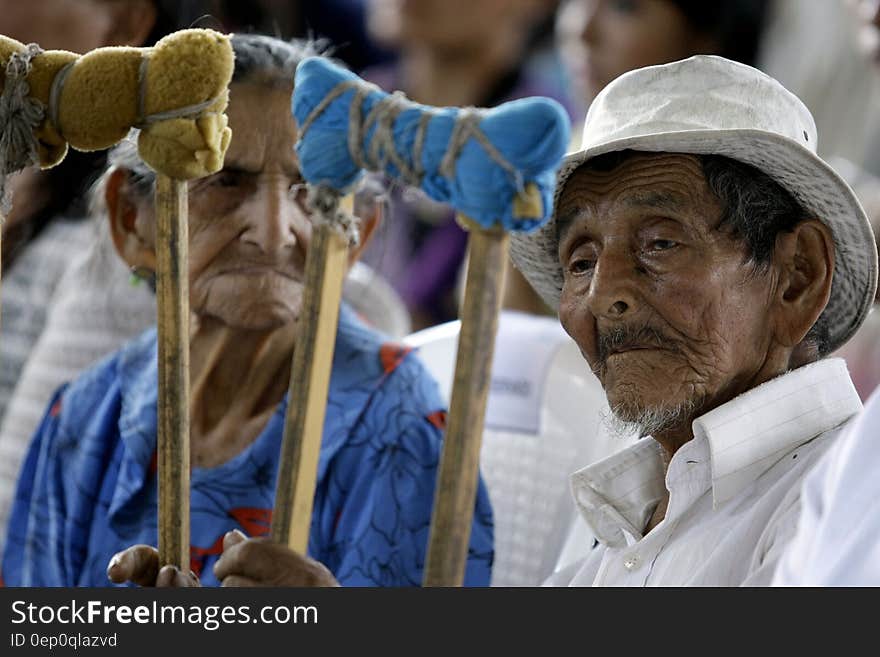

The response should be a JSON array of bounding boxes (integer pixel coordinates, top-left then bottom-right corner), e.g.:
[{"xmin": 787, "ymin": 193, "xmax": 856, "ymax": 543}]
[{"xmin": 547, "ymin": 358, "xmax": 862, "ymax": 586}]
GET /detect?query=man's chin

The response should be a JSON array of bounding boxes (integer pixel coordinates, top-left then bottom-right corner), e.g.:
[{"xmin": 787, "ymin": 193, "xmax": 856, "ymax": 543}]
[{"xmin": 603, "ymin": 389, "xmax": 700, "ymax": 438}]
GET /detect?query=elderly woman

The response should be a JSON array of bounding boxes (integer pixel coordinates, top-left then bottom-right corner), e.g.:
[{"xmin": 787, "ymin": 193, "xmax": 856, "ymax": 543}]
[{"xmin": 0, "ymin": 34, "xmax": 493, "ymax": 587}]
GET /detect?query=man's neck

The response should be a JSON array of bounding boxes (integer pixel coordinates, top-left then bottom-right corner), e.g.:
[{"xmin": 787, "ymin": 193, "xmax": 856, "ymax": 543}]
[
  {"xmin": 651, "ymin": 426, "xmax": 694, "ymax": 466},
  {"xmin": 644, "ymin": 348, "xmax": 800, "ymax": 531}
]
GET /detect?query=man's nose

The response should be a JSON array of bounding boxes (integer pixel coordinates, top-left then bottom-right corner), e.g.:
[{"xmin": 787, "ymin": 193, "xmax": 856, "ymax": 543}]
[
  {"xmin": 586, "ymin": 245, "xmax": 639, "ymax": 320},
  {"xmin": 240, "ymin": 176, "xmax": 308, "ymax": 257}
]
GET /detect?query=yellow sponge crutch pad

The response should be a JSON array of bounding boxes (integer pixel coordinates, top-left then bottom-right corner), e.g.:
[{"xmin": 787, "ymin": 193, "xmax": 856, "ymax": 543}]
[{"xmin": 0, "ymin": 28, "xmax": 233, "ymax": 182}]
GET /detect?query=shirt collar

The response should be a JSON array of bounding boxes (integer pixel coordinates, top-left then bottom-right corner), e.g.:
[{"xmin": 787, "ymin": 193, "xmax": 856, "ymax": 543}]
[
  {"xmin": 571, "ymin": 358, "xmax": 862, "ymax": 548},
  {"xmin": 697, "ymin": 357, "xmax": 861, "ymax": 506}
]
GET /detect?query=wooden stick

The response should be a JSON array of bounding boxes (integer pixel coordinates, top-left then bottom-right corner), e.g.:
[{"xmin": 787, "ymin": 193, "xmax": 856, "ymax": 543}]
[
  {"xmin": 423, "ymin": 221, "xmax": 510, "ymax": 587},
  {"xmin": 155, "ymin": 174, "xmax": 191, "ymax": 571},
  {"xmin": 271, "ymin": 200, "xmax": 351, "ymax": 554}
]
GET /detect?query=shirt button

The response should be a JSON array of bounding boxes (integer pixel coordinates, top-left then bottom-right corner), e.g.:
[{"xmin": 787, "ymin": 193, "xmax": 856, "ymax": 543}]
[{"xmin": 623, "ymin": 554, "xmax": 640, "ymax": 570}]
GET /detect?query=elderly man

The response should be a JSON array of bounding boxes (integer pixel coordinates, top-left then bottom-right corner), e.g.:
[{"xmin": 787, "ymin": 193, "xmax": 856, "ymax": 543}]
[{"xmin": 510, "ymin": 54, "xmax": 878, "ymax": 586}]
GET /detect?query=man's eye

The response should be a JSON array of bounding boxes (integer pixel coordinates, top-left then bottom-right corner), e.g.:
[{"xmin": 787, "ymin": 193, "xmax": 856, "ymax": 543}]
[
  {"xmin": 649, "ymin": 239, "xmax": 678, "ymax": 251},
  {"xmin": 569, "ymin": 258, "xmax": 595, "ymax": 275}
]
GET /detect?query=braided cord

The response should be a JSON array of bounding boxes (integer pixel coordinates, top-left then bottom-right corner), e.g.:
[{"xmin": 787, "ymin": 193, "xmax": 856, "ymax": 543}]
[
  {"xmin": 296, "ymin": 77, "xmax": 524, "ymax": 238},
  {"xmin": 0, "ymin": 44, "xmax": 46, "ymax": 216}
]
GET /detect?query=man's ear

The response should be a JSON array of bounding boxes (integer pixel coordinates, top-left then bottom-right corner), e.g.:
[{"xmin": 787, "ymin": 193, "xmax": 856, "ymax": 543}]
[
  {"xmin": 105, "ymin": 168, "xmax": 157, "ymax": 272},
  {"xmin": 348, "ymin": 194, "xmax": 383, "ymax": 265},
  {"xmin": 104, "ymin": 0, "xmax": 157, "ymax": 47},
  {"xmin": 771, "ymin": 218, "xmax": 834, "ymax": 348}
]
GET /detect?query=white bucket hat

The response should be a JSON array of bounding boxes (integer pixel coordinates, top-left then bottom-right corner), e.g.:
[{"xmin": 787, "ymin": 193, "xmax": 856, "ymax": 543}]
[{"xmin": 510, "ymin": 55, "xmax": 878, "ymax": 355}]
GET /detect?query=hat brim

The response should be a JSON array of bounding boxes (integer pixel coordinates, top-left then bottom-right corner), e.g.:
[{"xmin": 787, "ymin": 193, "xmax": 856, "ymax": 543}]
[{"xmin": 509, "ymin": 128, "xmax": 879, "ymax": 355}]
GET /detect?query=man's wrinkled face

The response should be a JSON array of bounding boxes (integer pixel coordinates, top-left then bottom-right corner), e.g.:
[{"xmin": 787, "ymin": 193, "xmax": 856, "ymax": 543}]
[{"xmin": 557, "ymin": 153, "xmax": 778, "ymax": 434}]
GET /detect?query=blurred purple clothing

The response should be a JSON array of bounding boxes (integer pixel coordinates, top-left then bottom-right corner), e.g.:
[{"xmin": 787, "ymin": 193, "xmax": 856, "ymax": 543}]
[{"xmin": 360, "ymin": 66, "xmax": 577, "ymax": 326}]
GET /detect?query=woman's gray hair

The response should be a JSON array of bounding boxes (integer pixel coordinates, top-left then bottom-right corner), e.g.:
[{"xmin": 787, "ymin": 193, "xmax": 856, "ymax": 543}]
[{"xmin": 87, "ymin": 32, "xmax": 388, "ymax": 261}]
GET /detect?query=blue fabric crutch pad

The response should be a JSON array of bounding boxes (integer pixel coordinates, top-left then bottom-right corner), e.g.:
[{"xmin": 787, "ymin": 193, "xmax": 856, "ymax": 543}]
[{"xmin": 292, "ymin": 56, "xmax": 570, "ymax": 232}]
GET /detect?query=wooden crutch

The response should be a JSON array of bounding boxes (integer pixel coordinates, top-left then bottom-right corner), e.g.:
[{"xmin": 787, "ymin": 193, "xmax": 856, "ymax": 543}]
[
  {"xmin": 154, "ymin": 174, "xmax": 191, "ymax": 570},
  {"xmin": 0, "ymin": 29, "xmax": 234, "ymax": 572},
  {"xmin": 270, "ymin": 57, "xmax": 570, "ymax": 582},
  {"xmin": 423, "ymin": 196, "xmax": 538, "ymax": 586},
  {"xmin": 270, "ymin": 193, "xmax": 355, "ymax": 553}
]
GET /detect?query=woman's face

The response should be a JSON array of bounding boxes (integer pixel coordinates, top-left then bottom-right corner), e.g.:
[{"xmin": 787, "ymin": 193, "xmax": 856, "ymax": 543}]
[
  {"xmin": 128, "ymin": 82, "xmax": 314, "ymax": 331},
  {"xmin": 186, "ymin": 82, "xmax": 316, "ymax": 331},
  {"xmin": 557, "ymin": 0, "xmax": 717, "ymax": 101}
]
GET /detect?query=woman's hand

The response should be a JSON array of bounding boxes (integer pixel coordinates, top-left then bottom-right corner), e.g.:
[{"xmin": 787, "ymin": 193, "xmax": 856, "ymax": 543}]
[
  {"xmin": 107, "ymin": 545, "xmax": 201, "ymax": 587},
  {"xmin": 213, "ymin": 530, "xmax": 340, "ymax": 587}
]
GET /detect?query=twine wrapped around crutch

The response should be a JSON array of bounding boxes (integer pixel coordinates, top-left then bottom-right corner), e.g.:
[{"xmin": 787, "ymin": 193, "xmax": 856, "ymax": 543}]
[
  {"xmin": 273, "ymin": 57, "xmax": 570, "ymax": 583},
  {"xmin": 0, "ymin": 28, "xmax": 234, "ymax": 572}
]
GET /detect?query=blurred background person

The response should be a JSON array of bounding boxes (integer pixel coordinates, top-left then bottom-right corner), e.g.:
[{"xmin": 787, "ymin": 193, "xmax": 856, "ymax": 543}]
[
  {"xmin": 760, "ymin": 0, "xmax": 880, "ymax": 178},
  {"xmin": 551, "ymin": 0, "xmax": 880, "ymax": 169},
  {"xmin": 556, "ymin": 0, "xmax": 767, "ymax": 105},
  {"xmin": 301, "ymin": 0, "xmax": 396, "ymax": 72},
  {"xmin": 0, "ymin": 0, "xmax": 224, "ymax": 555},
  {"xmin": 0, "ymin": 0, "xmax": 216, "ymax": 426},
  {"xmin": 359, "ymin": 0, "xmax": 576, "ymax": 329},
  {"xmin": 771, "ymin": 0, "xmax": 880, "ymax": 586},
  {"xmin": 825, "ymin": 0, "xmax": 880, "ymax": 401},
  {"xmin": 208, "ymin": 0, "xmax": 393, "ymax": 73}
]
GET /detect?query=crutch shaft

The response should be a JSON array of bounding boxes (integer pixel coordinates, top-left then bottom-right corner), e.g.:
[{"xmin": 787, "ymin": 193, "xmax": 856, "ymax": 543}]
[
  {"xmin": 156, "ymin": 175, "xmax": 191, "ymax": 571},
  {"xmin": 423, "ymin": 224, "xmax": 510, "ymax": 586},
  {"xmin": 271, "ymin": 221, "xmax": 349, "ymax": 553}
]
